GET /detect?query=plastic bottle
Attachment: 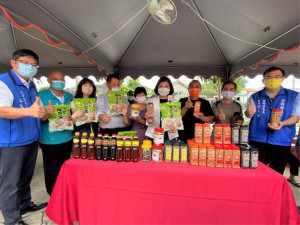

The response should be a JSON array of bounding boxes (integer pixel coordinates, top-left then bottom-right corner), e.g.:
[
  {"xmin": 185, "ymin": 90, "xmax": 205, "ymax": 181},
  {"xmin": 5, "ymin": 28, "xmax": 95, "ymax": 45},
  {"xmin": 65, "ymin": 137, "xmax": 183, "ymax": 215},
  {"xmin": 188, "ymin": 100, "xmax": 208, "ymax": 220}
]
[
  {"xmin": 72, "ymin": 132, "xmax": 81, "ymax": 158},
  {"xmin": 110, "ymin": 134, "xmax": 117, "ymax": 161},
  {"xmin": 116, "ymin": 134, "xmax": 124, "ymax": 162},
  {"xmin": 131, "ymin": 134, "xmax": 139, "ymax": 162},
  {"xmin": 80, "ymin": 132, "xmax": 88, "ymax": 159},
  {"xmin": 87, "ymin": 133, "xmax": 95, "ymax": 160},
  {"xmin": 124, "ymin": 135, "xmax": 132, "ymax": 162},
  {"xmin": 95, "ymin": 133, "xmax": 102, "ymax": 160},
  {"xmin": 152, "ymin": 144, "xmax": 163, "ymax": 163},
  {"xmin": 102, "ymin": 134, "xmax": 109, "ymax": 161},
  {"xmin": 141, "ymin": 140, "xmax": 152, "ymax": 162}
]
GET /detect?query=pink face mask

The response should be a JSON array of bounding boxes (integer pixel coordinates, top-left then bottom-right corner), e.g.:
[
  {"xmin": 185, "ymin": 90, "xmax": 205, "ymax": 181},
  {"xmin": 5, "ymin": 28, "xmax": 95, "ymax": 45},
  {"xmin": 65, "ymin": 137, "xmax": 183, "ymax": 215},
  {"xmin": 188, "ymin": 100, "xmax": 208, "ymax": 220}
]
[{"xmin": 136, "ymin": 96, "xmax": 146, "ymax": 103}]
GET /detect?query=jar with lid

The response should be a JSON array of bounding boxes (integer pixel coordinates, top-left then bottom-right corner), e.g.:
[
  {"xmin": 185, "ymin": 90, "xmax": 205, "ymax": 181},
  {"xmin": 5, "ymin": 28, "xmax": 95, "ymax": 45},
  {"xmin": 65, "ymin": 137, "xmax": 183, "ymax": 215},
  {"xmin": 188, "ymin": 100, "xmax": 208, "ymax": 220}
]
[
  {"xmin": 131, "ymin": 104, "xmax": 140, "ymax": 118},
  {"xmin": 198, "ymin": 143, "xmax": 206, "ymax": 166},
  {"xmin": 164, "ymin": 140, "xmax": 173, "ymax": 162},
  {"xmin": 215, "ymin": 144, "xmax": 224, "ymax": 168},
  {"xmin": 214, "ymin": 124, "xmax": 223, "ymax": 144},
  {"xmin": 153, "ymin": 127, "xmax": 164, "ymax": 145},
  {"xmin": 270, "ymin": 109, "xmax": 282, "ymax": 127},
  {"xmin": 231, "ymin": 125, "xmax": 239, "ymax": 144},
  {"xmin": 223, "ymin": 144, "xmax": 232, "ymax": 168},
  {"xmin": 172, "ymin": 141, "xmax": 180, "ymax": 163},
  {"xmin": 141, "ymin": 140, "xmax": 152, "ymax": 162},
  {"xmin": 194, "ymin": 123, "xmax": 203, "ymax": 143},
  {"xmin": 206, "ymin": 144, "xmax": 215, "ymax": 167},
  {"xmin": 232, "ymin": 145, "xmax": 240, "ymax": 168},
  {"xmin": 152, "ymin": 144, "xmax": 163, "ymax": 162},
  {"xmin": 222, "ymin": 124, "xmax": 231, "ymax": 144},
  {"xmin": 239, "ymin": 125, "xmax": 249, "ymax": 144}
]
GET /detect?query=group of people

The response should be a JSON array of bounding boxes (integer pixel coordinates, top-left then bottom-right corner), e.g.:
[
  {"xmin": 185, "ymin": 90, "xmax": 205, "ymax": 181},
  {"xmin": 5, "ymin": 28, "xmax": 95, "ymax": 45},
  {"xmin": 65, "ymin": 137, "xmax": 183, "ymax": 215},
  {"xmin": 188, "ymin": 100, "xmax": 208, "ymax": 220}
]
[{"xmin": 0, "ymin": 49, "xmax": 299, "ymax": 224}]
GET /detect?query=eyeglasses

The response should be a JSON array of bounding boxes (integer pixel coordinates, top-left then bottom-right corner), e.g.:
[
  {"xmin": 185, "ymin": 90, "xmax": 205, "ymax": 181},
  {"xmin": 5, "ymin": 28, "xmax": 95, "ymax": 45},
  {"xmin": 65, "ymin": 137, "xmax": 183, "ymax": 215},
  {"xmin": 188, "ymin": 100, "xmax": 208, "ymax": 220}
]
[
  {"xmin": 265, "ymin": 76, "xmax": 283, "ymax": 80},
  {"xmin": 17, "ymin": 60, "xmax": 39, "ymax": 68}
]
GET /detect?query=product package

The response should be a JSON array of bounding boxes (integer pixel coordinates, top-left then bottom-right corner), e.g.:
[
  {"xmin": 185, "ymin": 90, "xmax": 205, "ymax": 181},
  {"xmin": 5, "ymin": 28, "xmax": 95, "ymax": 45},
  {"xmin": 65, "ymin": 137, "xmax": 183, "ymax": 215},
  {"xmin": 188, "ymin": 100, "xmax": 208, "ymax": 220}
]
[
  {"xmin": 107, "ymin": 91, "xmax": 126, "ymax": 115},
  {"xmin": 73, "ymin": 98, "xmax": 97, "ymax": 126},
  {"xmin": 48, "ymin": 105, "xmax": 73, "ymax": 132},
  {"xmin": 159, "ymin": 102, "xmax": 184, "ymax": 131}
]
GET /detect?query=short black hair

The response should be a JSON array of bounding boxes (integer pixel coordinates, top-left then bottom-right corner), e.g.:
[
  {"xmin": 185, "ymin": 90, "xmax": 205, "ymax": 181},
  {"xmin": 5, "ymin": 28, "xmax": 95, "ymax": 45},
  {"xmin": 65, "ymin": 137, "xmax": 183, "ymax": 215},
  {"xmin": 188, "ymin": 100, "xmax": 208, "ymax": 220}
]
[
  {"xmin": 127, "ymin": 90, "xmax": 134, "ymax": 96},
  {"xmin": 106, "ymin": 74, "xmax": 120, "ymax": 83},
  {"xmin": 134, "ymin": 87, "xmax": 147, "ymax": 97},
  {"xmin": 75, "ymin": 78, "xmax": 97, "ymax": 98},
  {"xmin": 222, "ymin": 81, "xmax": 237, "ymax": 91},
  {"xmin": 263, "ymin": 66, "xmax": 285, "ymax": 77},
  {"xmin": 154, "ymin": 76, "xmax": 174, "ymax": 95},
  {"xmin": 12, "ymin": 49, "xmax": 39, "ymax": 65}
]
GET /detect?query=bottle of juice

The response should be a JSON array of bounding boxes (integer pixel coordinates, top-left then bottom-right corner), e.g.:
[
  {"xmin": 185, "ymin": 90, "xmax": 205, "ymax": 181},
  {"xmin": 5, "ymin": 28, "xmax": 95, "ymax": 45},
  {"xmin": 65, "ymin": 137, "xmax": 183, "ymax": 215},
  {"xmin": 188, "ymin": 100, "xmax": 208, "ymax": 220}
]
[
  {"xmin": 102, "ymin": 134, "xmax": 109, "ymax": 161},
  {"xmin": 80, "ymin": 132, "xmax": 88, "ymax": 159},
  {"xmin": 116, "ymin": 134, "xmax": 124, "ymax": 162},
  {"xmin": 110, "ymin": 134, "xmax": 117, "ymax": 161},
  {"xmin": 95, "ymin": 133, "xmax": 102, "ymax": 160},
  {"xmin": 124, "ymin": 135, "xmax": 132, "ymax": 162},
  {"xmin": 87, "ymin": 133, "xmax": 95, "ymax": 160},
  {"xmin": 131, "ymin": 134, "xmax": 139, "ymax": 162},
  {"xmin": 72, "ymin": 132, "xmax": 81, "ymax": 158}
]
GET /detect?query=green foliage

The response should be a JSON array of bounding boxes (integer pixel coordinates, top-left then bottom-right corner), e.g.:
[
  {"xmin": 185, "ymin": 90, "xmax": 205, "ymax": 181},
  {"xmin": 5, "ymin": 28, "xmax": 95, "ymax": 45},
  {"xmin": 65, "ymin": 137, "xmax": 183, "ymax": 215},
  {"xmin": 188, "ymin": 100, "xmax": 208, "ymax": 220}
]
[
  {"xmin": 120, "ymin": 78, "xmax": 154, "ymax": 97},
  {"xmin": 200, "ymin": 76, "xmax": 222, "ymax": 97},
  {"xmin": 233, "ymin": 76, "xmax": 248, "ymax": 94}
]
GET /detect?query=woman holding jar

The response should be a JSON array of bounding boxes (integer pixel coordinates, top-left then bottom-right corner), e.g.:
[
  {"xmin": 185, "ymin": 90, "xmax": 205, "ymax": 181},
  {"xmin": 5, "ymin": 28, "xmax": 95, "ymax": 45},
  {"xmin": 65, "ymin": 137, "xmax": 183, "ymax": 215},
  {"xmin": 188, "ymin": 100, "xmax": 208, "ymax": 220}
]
[
  {"xmin": 122, "ymin": 87, "xmax": 147, "ymax": 144},
  {"xmin": 145, "ymin": 76, "xmax": 178, "ymax": 141}
]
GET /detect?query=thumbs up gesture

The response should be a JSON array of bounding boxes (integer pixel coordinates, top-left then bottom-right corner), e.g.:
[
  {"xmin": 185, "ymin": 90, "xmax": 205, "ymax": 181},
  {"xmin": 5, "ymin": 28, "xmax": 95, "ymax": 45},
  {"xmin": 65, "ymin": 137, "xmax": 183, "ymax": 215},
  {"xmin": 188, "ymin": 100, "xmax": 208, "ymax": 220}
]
[
  {"xmin": 29, "ymin": 97, "xmax": 47, "ymax": 118},
  {"xmin": 219, "ymin": 109, "xmax": 225, "ymax": 121},
  {"xmin": 246, "ymin": 98, "xmax": 256, "ymax": 118},
  {"xmin": 185, "ymin": 97, "xmax": 194, "ymax": 109},
  {"xmin": 45, "ymin": 100, "xmax": 55, "ymax": 115}
]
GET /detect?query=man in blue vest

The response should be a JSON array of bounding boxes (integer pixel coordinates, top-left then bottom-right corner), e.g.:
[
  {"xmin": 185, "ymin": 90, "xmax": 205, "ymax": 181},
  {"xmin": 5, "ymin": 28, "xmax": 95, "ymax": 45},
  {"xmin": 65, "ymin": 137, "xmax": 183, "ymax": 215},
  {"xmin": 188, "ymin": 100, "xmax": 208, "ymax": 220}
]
[
  {"xmin": 0, "ymin": 49, "xmax": 47, "ymax": 225},
  {"xmin": 39, "ymin": 70, "xmax": 73, "ymax": 196},
  {"xmin": 245, "ymin": 66, "xmax": 300, "ymax": 174}
]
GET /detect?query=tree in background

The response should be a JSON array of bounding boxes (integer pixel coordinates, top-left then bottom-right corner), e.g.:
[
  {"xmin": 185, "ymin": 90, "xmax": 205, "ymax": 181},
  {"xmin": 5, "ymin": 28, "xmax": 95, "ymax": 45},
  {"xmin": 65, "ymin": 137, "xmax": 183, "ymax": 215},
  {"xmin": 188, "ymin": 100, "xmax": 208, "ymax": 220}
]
[
  {"xmin": 121, "ymin": 78, "xmax": 154, "ymax": 97},
  {"xmin": 233, "ymin": 76, "xmax": 248, "ymax": 94}
]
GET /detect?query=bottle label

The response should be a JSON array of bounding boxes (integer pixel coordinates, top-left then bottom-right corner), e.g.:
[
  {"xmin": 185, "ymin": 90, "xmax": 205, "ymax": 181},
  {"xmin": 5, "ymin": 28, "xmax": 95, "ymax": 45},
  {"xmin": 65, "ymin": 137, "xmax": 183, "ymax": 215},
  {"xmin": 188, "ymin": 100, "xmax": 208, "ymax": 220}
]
[
  {"xmin": 88, "ymin": 140, "xmax": 94, "ymax": 144},
  {"xmin": 81, "ymin": 139, "xmax": 88, "ymax": 144},
  {"xmin": 73, "ymin": 138, "xmax": 79, "ymax": 143}
]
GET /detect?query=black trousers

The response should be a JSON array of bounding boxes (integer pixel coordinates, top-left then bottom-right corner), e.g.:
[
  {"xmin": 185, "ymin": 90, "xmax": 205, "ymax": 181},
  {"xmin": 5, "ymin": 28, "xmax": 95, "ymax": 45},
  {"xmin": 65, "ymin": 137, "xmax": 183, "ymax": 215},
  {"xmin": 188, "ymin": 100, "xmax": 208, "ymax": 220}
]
[
  {"xmin": 288, "ymin": 152, "xmax": 299, "ymax": 176},
  {"xmin": 250, "ymin": 140, "xmax": 290, "ymax": 174},
  {"xmin": 40, "ymin": 140, "xmax": 72, "ymax": 195}
]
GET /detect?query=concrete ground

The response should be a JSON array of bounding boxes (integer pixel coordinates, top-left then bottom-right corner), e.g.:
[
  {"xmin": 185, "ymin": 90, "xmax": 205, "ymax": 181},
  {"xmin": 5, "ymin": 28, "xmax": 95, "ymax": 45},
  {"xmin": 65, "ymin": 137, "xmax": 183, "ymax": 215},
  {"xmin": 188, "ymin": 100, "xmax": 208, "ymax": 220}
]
[{"xmin": 1, "ymin": 150, "xmax": 300, "ymax": 225}]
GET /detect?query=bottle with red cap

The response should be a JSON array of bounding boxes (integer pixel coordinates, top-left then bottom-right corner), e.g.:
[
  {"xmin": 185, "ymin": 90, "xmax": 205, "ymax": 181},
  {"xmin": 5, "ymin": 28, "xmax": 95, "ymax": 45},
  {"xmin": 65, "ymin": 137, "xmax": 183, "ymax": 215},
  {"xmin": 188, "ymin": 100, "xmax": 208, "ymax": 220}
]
[
  {"xmin": 153, "ymin": 127, "xmax": 164, "ymax": 145},
  {"xmin": 152, "ymin": 144, "xmax": 163, "ymax": 162}
]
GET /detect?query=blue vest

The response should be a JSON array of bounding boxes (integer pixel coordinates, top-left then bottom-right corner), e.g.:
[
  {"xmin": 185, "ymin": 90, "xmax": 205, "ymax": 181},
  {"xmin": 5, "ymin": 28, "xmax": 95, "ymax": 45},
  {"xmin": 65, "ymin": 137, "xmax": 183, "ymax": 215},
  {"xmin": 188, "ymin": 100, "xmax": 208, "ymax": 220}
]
[
  {"xmin": 0, "ymin": 70, "xmax": 41, "ymax": 147},
  {"xmin": 249, "ymin": 87, "xmax": 298, "ymax": 146},
  {"xmin": 39, "ymin": 88, "xmax": 73, "ymax": 145}
]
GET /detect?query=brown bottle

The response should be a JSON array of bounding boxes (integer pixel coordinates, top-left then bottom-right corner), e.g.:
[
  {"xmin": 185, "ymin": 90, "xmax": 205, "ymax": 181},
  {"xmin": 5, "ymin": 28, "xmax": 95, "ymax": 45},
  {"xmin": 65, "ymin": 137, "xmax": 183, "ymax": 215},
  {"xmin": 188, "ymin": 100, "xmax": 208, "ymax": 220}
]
[
  {"xmin": 132, "ymin": 134, "xmax": 139, "ymax": 162},
  {"xmin": 87, "ymin": 133, "xmax": 95, "ymax": 160},
  {"xmin": 80, "ymin": 132, "xmax": 88, "ymax": 159},
  {"xmin": 102, "ymin": 134, "xmax": 109, "ymax": 161},
  {"xmin": 95, "ymin": 133, "xmax": 102, "ymax": 160},
  {"xmin": 116, "ymin": 134, "xmax": 124, "ymax": 162},
  {"xmin": 124, "ymin": 135, "xmax": 132, "ymax": 162},
  {"xmin": 72, "ymin": 132, "xmax": 81, "ymax": 158},
  {"xmin": 110, "ymin": 134, "xmax": 117, "ymax": 161}
]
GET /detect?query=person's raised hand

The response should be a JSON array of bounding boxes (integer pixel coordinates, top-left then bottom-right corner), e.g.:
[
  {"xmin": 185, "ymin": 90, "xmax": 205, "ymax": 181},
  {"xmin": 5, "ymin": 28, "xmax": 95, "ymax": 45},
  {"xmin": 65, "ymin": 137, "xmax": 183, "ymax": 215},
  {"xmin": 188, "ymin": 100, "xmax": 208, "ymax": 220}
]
[
  {"xmin": 219, "ymin": 109, "xmax": 225, "ymax": 121},
  {"xmin": 185, "ymin": 97, "xmax": 193, "ymax": 109},
  {"xmin": 29, "ymin": 97, "xmax": 47, "ymax": 118},
  {"xmin": 45, "ymin": 100, "xmax": 55, "ymax": 115},
  {"xmin": 247, "ymin": 98, "xmax": 256, "ymax": 117}
]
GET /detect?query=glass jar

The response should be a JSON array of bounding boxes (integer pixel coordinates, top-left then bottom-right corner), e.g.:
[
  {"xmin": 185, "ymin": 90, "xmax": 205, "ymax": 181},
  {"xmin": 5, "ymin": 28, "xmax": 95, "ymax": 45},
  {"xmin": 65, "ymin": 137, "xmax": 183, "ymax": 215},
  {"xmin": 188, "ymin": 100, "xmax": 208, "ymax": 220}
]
[
  {"xmin": 131, "ymin": 104, "xmax": 140, "ymax": 118},
  {"xmin": 141, "ymin": 140, "xmax": 152, "ymax": 162}
]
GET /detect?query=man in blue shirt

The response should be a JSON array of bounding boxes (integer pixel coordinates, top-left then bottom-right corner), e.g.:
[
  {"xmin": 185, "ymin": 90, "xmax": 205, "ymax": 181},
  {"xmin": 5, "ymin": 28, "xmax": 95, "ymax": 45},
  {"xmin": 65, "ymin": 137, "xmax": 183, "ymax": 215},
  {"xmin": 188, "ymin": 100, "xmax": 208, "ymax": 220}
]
[
  {"xmin": 39, "ymin": 70, "xmax": 73, "ymax": 196},
  {"xmin": 0, "ymin": 49, "xmax": 47, "ymax": 225},
  {"xmin": 245, "ymin": 66, "xmax": 300, "ymax": 174}
]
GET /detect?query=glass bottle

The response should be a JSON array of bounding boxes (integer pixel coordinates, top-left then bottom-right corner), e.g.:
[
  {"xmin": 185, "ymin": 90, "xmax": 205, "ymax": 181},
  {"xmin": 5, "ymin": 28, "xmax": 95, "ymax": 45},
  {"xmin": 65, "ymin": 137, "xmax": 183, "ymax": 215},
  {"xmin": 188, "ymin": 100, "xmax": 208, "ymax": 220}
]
[
  {"xmin": 131, "ymin": 134, "xmax": 139, "ymax": 162},
  {"xmin": 80, "ymin": 132, "xmax": 88, "ymax": 159},
  {"xmin": 124, "ymin": 135, "xmax": 132, "ymax": 162},
  {"xmin": 110, "ymin": 134, "xmax": 117, "ymax": 161},
  {"xmin": 72, "ymin": 132, "xmax": 81, "ymax": 158},
  {"xmin": 102, "ymin": 134, "xmax": 109, "ymax": 161},
  {"xmin": 87, "ymin": 133, "xmax": 95, "ymax": 160},
  {"xmin": 116, "ymin": 134, "xmax": 124, "ymax": 162},
  {"xmin": 95, "ymin": 133, "xmax": 102, "ymax": 160}
]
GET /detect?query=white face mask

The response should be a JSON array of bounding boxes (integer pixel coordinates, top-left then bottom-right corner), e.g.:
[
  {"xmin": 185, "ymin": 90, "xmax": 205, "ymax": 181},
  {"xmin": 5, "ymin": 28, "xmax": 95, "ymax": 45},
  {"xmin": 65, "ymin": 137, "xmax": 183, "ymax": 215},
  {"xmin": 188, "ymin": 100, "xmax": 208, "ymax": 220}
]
[
  {"xmin": 222, "ymin": 91, "xmax": 235, "ymax": 99},
  {"xmin": 136, "ymin": 96, "xmax": 146, "ymax": 103},
  {"xmin": 111, "ymin": 87, "xmax": 121, "ymax": 91},
  {"xmin": 158, "ymin": 88, "xmax": 170, "ymax": 96}
]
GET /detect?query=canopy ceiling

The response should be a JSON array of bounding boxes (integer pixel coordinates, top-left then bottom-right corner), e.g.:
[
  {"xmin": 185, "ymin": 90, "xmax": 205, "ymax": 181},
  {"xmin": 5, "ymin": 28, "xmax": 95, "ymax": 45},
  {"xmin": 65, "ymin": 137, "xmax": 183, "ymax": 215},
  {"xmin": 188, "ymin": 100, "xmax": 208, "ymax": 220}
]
[{"xmin": 0, "ymin": 0, "xmax": 299, "ymax": 80}]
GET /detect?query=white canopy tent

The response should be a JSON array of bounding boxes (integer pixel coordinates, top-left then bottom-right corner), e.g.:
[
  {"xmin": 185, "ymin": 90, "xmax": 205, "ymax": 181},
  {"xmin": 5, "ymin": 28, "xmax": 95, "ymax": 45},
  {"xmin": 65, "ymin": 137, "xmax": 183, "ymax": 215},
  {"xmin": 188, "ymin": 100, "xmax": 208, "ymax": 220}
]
[{"xmin": 0, "ymin": 0, "xmax": 299, "ymax": 80}]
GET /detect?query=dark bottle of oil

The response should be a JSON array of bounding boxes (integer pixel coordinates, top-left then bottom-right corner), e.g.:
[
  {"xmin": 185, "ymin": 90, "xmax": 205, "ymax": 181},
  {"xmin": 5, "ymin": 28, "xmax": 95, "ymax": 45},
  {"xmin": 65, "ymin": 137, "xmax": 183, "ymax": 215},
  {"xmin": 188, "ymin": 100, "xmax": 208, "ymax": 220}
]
[
  {"xmin": 110, "ymin": 134, "xmax": 117, "ymax": 161},
  {"xmin": 80, "ymin": 132, "xmax": 88, "ymax": 159},
  {"xmin": 95, "ymin": 133, "xmax": 102, "ymax": 160},
  {"xmin": 124, "ymin": 135, "xmax": 132, "ymax": 162},
  {"xmin": 116, "ymin": 134, "xmax": 124, "ymax": 162},
  {"xmin": 102, "ymin": 134, "xmax": 109, "ymax": 161},
  {"xmin": 72, "ymin": 132, "xmax": 81, "ymax": 158},
  {"xmin": 87, "ymin": 133, "xmax": 95, "ymax": 160},
  {"xmin": 132, "ymin": 134, "xmax": 139, "ymax": 162}
]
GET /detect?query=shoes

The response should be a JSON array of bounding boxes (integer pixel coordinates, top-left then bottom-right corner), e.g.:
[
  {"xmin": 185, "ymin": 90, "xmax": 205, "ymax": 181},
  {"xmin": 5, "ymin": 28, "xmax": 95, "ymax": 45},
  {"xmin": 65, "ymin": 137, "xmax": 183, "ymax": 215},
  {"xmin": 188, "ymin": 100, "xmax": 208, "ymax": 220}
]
[
  {"xmin": 287, "ymin": 178, "xmax": 300, "ymax": 188},
  {"xmin": 17, "ymin": 220, "xmax": 28, "ymax": 225},
  {"xmin": 20, "ymin": 201, "xmax": 48, "ymax": 215}
]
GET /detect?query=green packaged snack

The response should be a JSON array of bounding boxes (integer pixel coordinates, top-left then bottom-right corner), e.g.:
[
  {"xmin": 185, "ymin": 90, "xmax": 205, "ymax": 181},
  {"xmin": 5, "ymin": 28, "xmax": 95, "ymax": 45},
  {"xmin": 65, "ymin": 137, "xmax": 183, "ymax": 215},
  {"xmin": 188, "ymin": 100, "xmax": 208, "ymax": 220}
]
[
  {"xmin": 159, "ymin": 102, "xmax": 183, "ymax": 131},
  {"xmin": 107, "ymin": 91, "xmax": 126, "ymax": 115},
  {"xmin": 73, "ymin": 98, "xmax": 97, "ymax": 126},
  {"xmin": 48, "ymin": 105, "xmax": 73, "ymax": 132}
]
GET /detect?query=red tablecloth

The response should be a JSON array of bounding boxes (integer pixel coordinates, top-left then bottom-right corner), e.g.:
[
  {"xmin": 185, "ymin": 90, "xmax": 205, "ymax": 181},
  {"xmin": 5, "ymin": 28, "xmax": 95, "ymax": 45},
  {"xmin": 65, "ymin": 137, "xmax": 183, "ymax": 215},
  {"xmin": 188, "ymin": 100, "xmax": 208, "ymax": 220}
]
[{"xmin": 46, "ymin": 159, "xmax": 300, "ymax": 225}]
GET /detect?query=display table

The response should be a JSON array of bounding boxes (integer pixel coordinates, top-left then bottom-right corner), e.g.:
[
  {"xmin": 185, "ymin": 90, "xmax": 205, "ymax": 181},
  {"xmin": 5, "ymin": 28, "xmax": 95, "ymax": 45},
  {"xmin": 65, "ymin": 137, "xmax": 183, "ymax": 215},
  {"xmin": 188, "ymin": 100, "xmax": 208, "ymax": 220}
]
[{"xmin": 46, "ymin": 159, "xmax": 299, "ymax": 225}]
